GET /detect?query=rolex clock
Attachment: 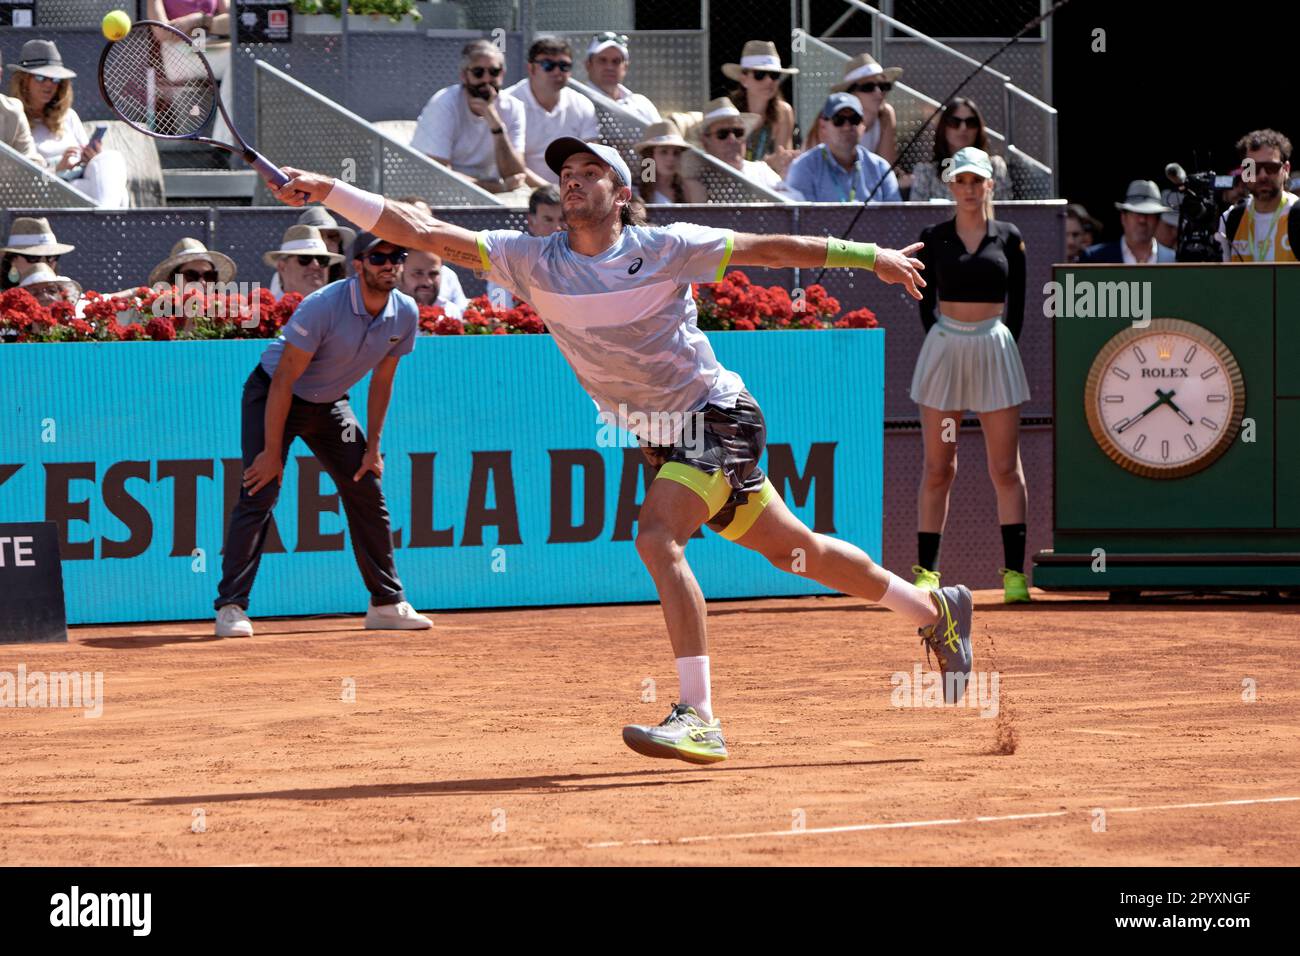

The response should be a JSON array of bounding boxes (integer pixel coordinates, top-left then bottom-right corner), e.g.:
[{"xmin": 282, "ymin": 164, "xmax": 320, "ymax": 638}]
[{"xmin": 1084, "ymin": 318, "xmax": 1246, "ymax": 479}]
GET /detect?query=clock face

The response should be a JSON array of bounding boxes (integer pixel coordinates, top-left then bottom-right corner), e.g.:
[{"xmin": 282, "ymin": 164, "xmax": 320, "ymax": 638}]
[{"xmin": 1084, "ymin": 319, "xmax": 1246, "ymax": 479}]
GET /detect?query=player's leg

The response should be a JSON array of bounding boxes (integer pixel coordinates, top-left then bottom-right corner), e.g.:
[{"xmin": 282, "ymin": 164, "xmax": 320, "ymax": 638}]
[
  {"xmin": 214, "ymin": 367, "xmax": 300, "ymax": 636},
  {"xmin": 977, "ymin": 405, "xmax": 1030, "ymax": 602},
  {"xmin": 916, "ymin": 404, "xmax": 962, "ymax": 589},
  {"xmin": 299, "ymin": 397, "xmax": 430, "ymax": 630}
]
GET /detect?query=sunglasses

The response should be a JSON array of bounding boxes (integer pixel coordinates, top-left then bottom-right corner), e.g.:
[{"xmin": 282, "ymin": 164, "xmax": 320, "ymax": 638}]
[
  {"xmin": 534, "ymin": 59, "xmax": 573, "ymax": 73},
  {"xmin": 467, "ymin": 65, "xmax": 503, "ymax": 79},
  {"xmin": 1253, "ymin": 160, "xmax": 1286, "ymax": 175},
  {"xmin": 181, "ymin": 269, "xmax": 219, "ymax": 283},
  {"xmin": 16, "ymin": 253, "xmax": 60, "ymax": 263},
  {"xmin": 744, "ymin": 69, "xmax": 781, "ymax": 81},
  {"xmin": 295, "ymin": 255, "xmax": 333, "ymax": 268},
  {"xmin": 365, "ymin": 250, "xmax": 408, "ymax": 266},
  {"xmin": 849, "ymin": 81, "xmax": 892, "ymax": 94},
  {"xmin": 829, "ymin": 113, "xmax": 861, "ymax": 127},
  {"xmin": 712, "ymin": 127, "xmax": 747, "ymax": 140},
  {"xmin": 945, "ymin": 115, "xmax": 980, "ymax": 129}
]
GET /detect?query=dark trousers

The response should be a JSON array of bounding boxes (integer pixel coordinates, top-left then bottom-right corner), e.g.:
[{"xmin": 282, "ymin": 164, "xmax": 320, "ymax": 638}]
[{"xmin": 214, "ymin": 365, "xmax": 405, "ymax": 611}]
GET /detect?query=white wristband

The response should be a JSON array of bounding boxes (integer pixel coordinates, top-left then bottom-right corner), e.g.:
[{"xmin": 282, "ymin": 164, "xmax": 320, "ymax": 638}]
[{"xmin": 323, "ymin": 179, "xmax": 385, "ymax": 232}]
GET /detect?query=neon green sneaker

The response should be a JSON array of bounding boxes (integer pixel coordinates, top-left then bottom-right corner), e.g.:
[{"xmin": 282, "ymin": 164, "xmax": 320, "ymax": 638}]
[
  {"xmin": 912, "ymin": 565, "xmax": 942, "ymax": 591},
  {"xmin": 1001, "ymin": 568, "xmax": 1031, "ymax": 603},
  {"xmin": 622, "ymin": 704, "xmax": 728, "ymax": 764}
]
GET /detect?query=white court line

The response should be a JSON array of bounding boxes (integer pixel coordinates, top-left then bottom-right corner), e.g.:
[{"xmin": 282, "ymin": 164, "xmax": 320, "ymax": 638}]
[{"xmin": 1109, "ymin": 796, "xmax": 1300, "ymax": 814}]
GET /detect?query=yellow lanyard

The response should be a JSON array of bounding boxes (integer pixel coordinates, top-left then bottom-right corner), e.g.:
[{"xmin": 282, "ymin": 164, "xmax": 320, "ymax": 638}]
[{"xmin": 1245, "ymin": 193, "xmax": 1292, "ymax": 261}]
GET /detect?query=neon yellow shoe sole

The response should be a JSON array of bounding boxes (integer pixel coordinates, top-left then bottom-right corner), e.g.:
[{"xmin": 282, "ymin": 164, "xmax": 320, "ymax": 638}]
[
  {"xmin": 1001, "ymin": 568, "xmax": 1031, "ymax": 603},
  {"xmin": 622, "ymin": 704, "xmax": 729, "ymax": 764}
]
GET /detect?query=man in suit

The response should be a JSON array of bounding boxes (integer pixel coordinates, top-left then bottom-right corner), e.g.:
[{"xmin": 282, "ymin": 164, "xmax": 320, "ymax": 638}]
[
  {"xmin": 0, "ymin": 53, "xmax": 44, "ymax": 166},
  {"xmin": 1082, "ymin": 180, "xmax": 1176, "ymax": 263}
]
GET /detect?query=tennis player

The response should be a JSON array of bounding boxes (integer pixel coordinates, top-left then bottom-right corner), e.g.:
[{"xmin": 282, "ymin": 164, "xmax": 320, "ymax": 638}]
[{"xmin": 272, "ymin": 140, "xmax": 974, "ymax": 764}]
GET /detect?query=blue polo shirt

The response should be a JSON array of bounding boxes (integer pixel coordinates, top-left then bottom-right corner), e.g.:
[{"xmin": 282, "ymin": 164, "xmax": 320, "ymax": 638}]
[
  {"xmin": 260, "ymin": 277, "xmax": 418, "ymax": 403},
  {"xmin": 784, "ymin": 143, "xmax": 900, "ymax": 204}
]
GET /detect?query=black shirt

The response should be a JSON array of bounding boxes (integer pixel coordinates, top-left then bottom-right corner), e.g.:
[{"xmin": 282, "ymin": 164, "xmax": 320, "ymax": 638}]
[{"xmin": 917, "ymin": 218, "xmax": 1026, "ymax": 340}]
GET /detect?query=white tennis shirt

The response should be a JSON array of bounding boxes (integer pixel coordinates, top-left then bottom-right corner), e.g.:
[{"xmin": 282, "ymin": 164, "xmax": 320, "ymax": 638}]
[{"xmin": 476, "ymin": 222, "xmax": 745, "ymax": 443}]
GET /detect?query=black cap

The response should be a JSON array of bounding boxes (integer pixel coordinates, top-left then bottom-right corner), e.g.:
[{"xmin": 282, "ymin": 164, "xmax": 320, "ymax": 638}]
[{"xmin": 351, "ymin": 232, "xmax": 405, "ymax": 260}]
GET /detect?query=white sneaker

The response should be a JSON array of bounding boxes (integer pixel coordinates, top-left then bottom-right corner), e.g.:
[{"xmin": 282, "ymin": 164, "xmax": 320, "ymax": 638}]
[
  {"xmin": 215, "ymin": 604, "xmax": 254, "ymax": 637},
  {"xmin": 364, "ymin": 601, "xmax": 432, "ymax": 630}
]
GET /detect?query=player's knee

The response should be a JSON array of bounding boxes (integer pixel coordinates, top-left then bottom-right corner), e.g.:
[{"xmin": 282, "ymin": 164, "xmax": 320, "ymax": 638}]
[
  {"xmin": 922, "ymin": 455, "xmax": 957, "ymax": 488},
  {"xmin": 635, "ymin": 523, "xmax": 686, "ymax": 568},
  {"xmin": 987, "ymin": 457, "xmax": 1023, "ymax": 488}
]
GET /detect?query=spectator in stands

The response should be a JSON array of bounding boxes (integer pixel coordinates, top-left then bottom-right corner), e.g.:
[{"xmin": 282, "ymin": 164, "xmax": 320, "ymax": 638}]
[
  {"xmin": 1217, "ymin": 129, "xmax": 1297, "ymax": 262},
  {"xmin": 909, "ymin": 98, "xmax": 1011, "ymax": 202},
  {"xmin": 585, "ymin": 32, "xmax": 660, "ymax": 125},
  {"xmin": 263, "ymin": 225, "xmax": 344, "ymax": 298},
  {"xmin": 723, "ymin": 40, "xmax": 798, "ymax": 176},
  {"xmin": 635, "ymin": 120, "xmax": 690, "ymax": 205},
  {"xmin": 411, "ymin": 39, "xmax": 529, "ymax": 196},
  {"xmin": 2, "ymin": 216, "xmax": 74, "ymax": 291},
  {"xmin": 399, "ymin": 251, "xmax": 466, "ymax": 318},
  {"xmin": 506, "ymin": 37, "xmax": 599, "ymax": 188},
  {"xmin": 684, "ymin": 97, "xmax": 787, "ymax": 201},
  {"xmin": 1063, "ymin": 203, "xmax": 1102, "ymax": 263},
  {"xmin": 805, "ymin": 53, "xmax": 900, "ymax": 165},
  {"xmin": 149, "ymin": 238, "xmax": 236, "ymax": 294},
  {"xmin": 267, "ymin": 208, "xmax": 354, "ymax": 296},
  {"xmin": 486, "ymin": 186, "xmax": 564, "ymax": 309},
  {"xmin": 1082, "ymin": 181, "xmax": 1175, "ymax": 263},
  {"xmin": 782, "ymin": 93, "xmax": 900, "ymax": 203},
  {"xmin": 0, "ymin": 52, "xmax": 43, "ymax": 167},
  {"xmin": 18, "ymin": 263, "xmax": 81, "ymax": 310},
  {"xmin": 7, "ymin": 40, "xmax": 131, "ymax": 208},
  {"xmin": 146, "ymin": 1, "xmax": 233, "ymax": 147}
]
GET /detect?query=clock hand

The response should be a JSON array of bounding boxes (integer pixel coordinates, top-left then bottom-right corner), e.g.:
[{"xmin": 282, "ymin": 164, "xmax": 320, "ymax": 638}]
[
  {"xmin": 1116, "ymin": 393, "xmax": 1168, "ymax": 434},
  {"xmin": 1162, "ymin": 391, "xmax": 1195, "ymax": 426}
]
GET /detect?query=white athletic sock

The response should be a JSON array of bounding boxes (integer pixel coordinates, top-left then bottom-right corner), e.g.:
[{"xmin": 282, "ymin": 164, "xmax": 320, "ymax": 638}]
[
  {"xmin": 675, "ymin": 655, "xmax": 713, "ymax": 723},
  {"xmin": 878, "ymin": 572, "xmax": 941, "ymax": 628}
]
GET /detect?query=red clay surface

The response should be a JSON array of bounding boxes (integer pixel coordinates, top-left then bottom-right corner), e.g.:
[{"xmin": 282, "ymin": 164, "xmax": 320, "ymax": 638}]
[{"xmin": 2, "ymin": 590, "xmax": 1297, "ymax": 866}]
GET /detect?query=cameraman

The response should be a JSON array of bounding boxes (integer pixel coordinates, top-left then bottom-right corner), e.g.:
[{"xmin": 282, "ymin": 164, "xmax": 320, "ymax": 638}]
[{"xmin": 1217, "ymin": 129, "xmax": 1298, "ymax": 262}]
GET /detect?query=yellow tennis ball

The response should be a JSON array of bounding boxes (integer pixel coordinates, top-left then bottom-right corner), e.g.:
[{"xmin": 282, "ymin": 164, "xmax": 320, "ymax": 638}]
[{"xmin": 102, "ymin": 10, "xmax": 131, "ymax": 42}]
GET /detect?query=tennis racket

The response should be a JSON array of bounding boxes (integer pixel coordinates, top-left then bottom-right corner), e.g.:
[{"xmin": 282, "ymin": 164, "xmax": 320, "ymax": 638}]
[{"xmin": 98, "ymin": 20, "xmax": 294, "ymax": 191}]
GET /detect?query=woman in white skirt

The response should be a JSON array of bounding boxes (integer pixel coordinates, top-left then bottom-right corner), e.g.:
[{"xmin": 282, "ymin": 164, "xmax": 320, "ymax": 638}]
[{"xmin": 911, "ymin": 146, "xmax": 1031, "ymax": 603}]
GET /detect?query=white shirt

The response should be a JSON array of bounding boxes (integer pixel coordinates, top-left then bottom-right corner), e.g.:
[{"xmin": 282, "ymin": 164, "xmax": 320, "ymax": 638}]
[
  {"xmin": 504, "ymin": 79, "xmax": 600, "ymax": 184},
  {"xmin": 410, "ymin": 84, "xmax": 526, "ymax": 182},
  {"xmin": 607, "ymin": 84, "xmax": 660, "ymax": 125},
  {"xmin": 859, "ymin": 116, "xmax": 881, "ymax": 154},
  {"xmin": 1121, "ymin": 237, "xmax": 1158, "ymax": 264},
  {"xmin": 739, "ymin": 158, "xmax": 798, "ymax": 199},
  {"xmin": 31, "ymin": 105, "xmax": 89, "ymax": 167},
  {"xmin": 436, "ymin": 264, "xmax": 467, "ymax": 315}
]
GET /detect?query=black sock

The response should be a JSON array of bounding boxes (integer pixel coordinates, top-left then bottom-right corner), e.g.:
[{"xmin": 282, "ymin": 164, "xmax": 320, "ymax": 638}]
[
  {"xmin": 917, "ymin": 532, "xmax": 941, "ymax": 571},
  {"xmin": 1001, "ymin": 523, "xmax": 1027, "ymax": 573}
]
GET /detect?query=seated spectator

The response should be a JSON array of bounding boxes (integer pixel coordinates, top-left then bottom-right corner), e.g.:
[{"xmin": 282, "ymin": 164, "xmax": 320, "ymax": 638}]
[
  {"xmin": 909, "ymin": 98, "xmax": 1011, "ymax": 202},
  {"xmin": 262, "ymin": 225, "xmax": 345, "ymax": 298},
  {"xmin": 723, "ymin": 40, "xmax": 798, "ymax": 176},
  {"xmin": 506, "ymin": 36, "xmax": 599, "ymax": 188},
  {"xmin": 268, "ymin": 208, "xmax": 354, "ymax": 295},
  {"xmin": 1, "ymin": 216, "xmax": 74, "ymax": 291},
  {"xmin": 782, "ymin": 93, "xmax": 900, "ymax": 203},
  {"xmin": 487, "ymin": 186, "xmax": 564, "ymax": 309},
  {"xmin": 684, "ymin": 97, "xmax": 787, "ymax": 201},
  {"xmin": 411, "ymin": 39, "xmax": 529, "ymax": 195},
  {"xmin": 1063, "ymin": 203, "xmax": 1103, "ymax": 263},
  {"xmin": 8, "ymin": 40, "xmax": 130, "ymax": 208},
  {"xmin": 400, "ymin": 251, "xmax": 467, "ymax": 318},
  {"xmin": 805, "ymin": 53, "xmax": 900, "ymax": 165},
  {"xmin": 635, "ymin": 121, "xmax": 690, "ymax": 205},
  {"xmin": 146, "ymin": 1, "xmax": 233, "ymax": 146},
  {"xmin": 0, "ymin": 52, "xmax": 43, "ymax": 166},
  {"xmin": 585, "ymin": 32, "xmax": 660, "ymax": 125},
  {"xmin": 1082, "ymin": 180, "xmax": 1175, "ymax": 263},
  {"xmin": 18, "ymin": 263, "xmax": 81, "ymax": 310},
  {"xmin": 149, "ymin": 238, "xmax": 236, "ymax": 293}
]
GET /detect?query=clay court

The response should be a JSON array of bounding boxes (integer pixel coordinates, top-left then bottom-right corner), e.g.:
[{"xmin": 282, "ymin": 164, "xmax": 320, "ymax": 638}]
[{"xmin": 2, "ymin": 591, "xmax": 1296, "ymax": 866}]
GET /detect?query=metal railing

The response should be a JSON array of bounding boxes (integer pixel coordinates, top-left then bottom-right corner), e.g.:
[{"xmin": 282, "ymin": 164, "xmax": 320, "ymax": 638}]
[{"xmin": 0, "ymin": 140, "xmax": 95, "ymax": 210}]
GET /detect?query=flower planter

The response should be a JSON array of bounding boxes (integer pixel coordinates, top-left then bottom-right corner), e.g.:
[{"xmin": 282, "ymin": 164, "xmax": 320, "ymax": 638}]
[{"xmin": 295, "ymin": 13, "xmax": 422, "ymax": 34}]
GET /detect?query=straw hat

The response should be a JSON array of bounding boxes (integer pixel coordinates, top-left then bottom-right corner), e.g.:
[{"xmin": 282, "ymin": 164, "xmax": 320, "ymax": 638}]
[
  {"xmin": 1, "ymin": 216, "xmax": 75, "ymax": 256},
  {"xmin": 698, "ymin": 97, "xmax": 761, "ymax": 139},
  {"xmin": 295, "ymin": 206, "xmax": 356, "ymax": 253},
  {"xmin": 721, "ymin": 40, "xmax": 798, "ymax": 82},
  {"xmin": 635, "ymin": 120, "xmax": 690, "ymax": 156},
  {"xmin": 831, "ymin": 53, "xmax": 902, "ymax": 92},
  {"xmin": 148, "ymin": 238, "xmax": 237, "ymax": 287},
  {"xmin": 5, "ymin": 39, "xmax": 77, "ymax": 81},
  {"xmin": 19, "ymin": 263, "xmax": 81, "ymax": 301},
  {"xmin": 263, "ymin": 225, "xmax": 346, "ymax": 268}
]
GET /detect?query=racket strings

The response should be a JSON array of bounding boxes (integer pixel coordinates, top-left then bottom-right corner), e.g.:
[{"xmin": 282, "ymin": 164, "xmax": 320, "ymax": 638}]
[{"xmin": 102, "ymin": 27, "xmax": 216, "ymax": 138}]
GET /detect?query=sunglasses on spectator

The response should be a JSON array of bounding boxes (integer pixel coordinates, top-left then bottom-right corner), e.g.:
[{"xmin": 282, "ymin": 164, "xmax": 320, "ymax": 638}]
[
  {"xmin": 1253, "ymin": 160, "xmax": 1286, "ymax": 175},
  {"xmin": 295, "ymin": 255, "xmax": 333, "ymax": 267},
  {"xmin": 829, "ymin": 113, "xmax": 862, "ymax": 127},
  {"xmin": 712, "ymin": 127, "xmax": 747, "ymax": 140},
  {"xmin": 468, "ymin": 66, "xmax": 503, "ymax": 79},
  {"xmin": 945, "ymin": 115, "xmax": 980, "ymax": 129},
  {"xmin": 181, "ymin": 269, "xmax": 219, "ymax": 283},
  {"xmin": 744, "ymin": 69, "xmax": 780, "ymax": 81},
  {"xmin": 850, "ymin": 81, "xmax": 892, "ymax": 94},
  {"xmin": 535, "ymin": 59, "xmax": 573, "ymax": 72},
  {"xmin": 16, "ymin": 253, "xmax": 60, "ymax": 264},
  {"xmin": 365, "ymin": 250, "xmax": 408, "ymax": 266}
]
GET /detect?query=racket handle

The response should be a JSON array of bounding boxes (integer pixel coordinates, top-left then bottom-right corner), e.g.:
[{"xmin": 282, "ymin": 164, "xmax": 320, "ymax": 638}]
[{"xmin": 245, "ymin": 150, "xmax": 312, "ymax": 202}]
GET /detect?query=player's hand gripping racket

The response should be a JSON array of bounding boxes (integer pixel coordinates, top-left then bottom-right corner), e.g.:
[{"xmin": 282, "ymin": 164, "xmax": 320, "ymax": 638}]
[{"xmin": 98, "ymin": 20, "xmax": 301, "ymax": 194}]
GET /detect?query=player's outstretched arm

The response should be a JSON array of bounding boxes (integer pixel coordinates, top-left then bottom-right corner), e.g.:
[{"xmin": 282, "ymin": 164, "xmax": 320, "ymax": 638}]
[
  {"xmin": 274, "ymin": 168, "xmax": 483, "ymax": 270},
  {"xmin": 730, "ymin": 233, "xmax": 926, "ymax": 300}
]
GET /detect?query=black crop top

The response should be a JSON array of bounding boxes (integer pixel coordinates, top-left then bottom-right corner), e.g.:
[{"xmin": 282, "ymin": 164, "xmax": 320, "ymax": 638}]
[{"xmin": 916, "ymin": 218, "xmax": 1026, "ymax": 340}]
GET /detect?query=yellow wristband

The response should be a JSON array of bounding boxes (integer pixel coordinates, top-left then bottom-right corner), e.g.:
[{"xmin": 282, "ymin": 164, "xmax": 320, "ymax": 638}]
[{"xmin": 824, "ymin": 239, "xmax": 877, "ymax": 271}]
